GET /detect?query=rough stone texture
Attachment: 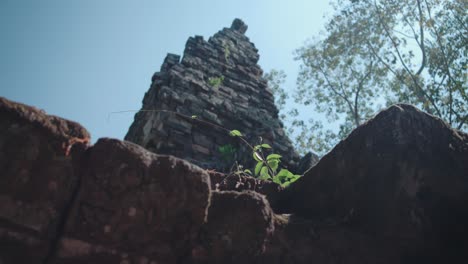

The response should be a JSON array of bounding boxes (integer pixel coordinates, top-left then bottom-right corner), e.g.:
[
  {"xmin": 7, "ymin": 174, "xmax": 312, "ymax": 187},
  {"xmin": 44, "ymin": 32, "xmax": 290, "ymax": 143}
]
[
  {"xmin": 209, "ymin": 171, "xmax": 284, "ymax": 210},
  {"xmin": 260, "ymin": 214, "xmax": 400, "ymax": 264},
  {"xmin": 230, "ymin": 18, "xmax": 248, "ymax": 34},
  {"xmin": 191, "ymin": 191, "xmax": 275, "ymax": 264},
  {"xmin": 55, "ymin": 138, "xmax": 211, "ymax": 264},
  {"xmin": 296, "ymin": 151, "xmax": 319, "ymax": 174},
  {"xmin": 0, "ymin": 97, "xmax": 90, "ymax": 262},
  {"xmin": 279, "ymin": 104, "xmax": 468, "ymax": 263},
  {"xmin": 125, "ymin": 19, "xmax": 301, "ymax": 172}
]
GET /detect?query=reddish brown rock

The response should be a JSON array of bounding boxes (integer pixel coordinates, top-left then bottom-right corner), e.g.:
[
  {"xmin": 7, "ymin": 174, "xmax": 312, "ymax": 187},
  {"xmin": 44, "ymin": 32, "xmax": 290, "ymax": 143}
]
[
  {"xmin": 0, "ymin": 97, "xmax": 90, "ymax": 262},
  {"xmin": 280, "ymin": 104, "xmax": 468, "ymax": 262},
  {"xmin": 55, "ymin": 138, "xmax": 211, "ymax": 264},
  {"xmin": 260, "ymin": 214, "xmax": 400, "ymax": 264},
  {"xmin": 208, "ymin": 170, "xmax": 284, "ymax": 210},
  {"xmin": 191, "ymin": 191, "xmax": 275, "ymax": 264},
  {"xmin": 2, "ymin": 98, "xmax": 468, "ymax": 263}
]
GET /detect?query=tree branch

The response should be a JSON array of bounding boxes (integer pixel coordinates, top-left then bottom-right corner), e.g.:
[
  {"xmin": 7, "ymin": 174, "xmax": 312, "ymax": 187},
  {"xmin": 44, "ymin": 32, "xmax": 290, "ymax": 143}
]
[
  {"xmin": 314, "ymin": 64, "xmax": 355, "ymax": 117},
  {"xmin": 373, "ymin": 0, "xmax": 441, "ymax": 117},
  {"xmin": 415, "ymin": 0, "xmax": 427, "ymax": 75}
]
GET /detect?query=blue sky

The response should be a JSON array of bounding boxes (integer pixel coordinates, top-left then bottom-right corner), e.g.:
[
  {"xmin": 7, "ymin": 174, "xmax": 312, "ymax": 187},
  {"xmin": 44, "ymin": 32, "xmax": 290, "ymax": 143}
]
[{"xmin": 1, "ymin": 0, "xmax": 332, "ymax": 142}]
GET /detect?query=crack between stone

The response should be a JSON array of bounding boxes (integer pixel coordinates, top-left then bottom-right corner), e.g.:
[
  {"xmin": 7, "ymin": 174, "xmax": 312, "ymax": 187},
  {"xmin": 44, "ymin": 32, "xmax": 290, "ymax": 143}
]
[{"xmin": 42, "ymin": 147, "xmax": 88, "ymax": 264}]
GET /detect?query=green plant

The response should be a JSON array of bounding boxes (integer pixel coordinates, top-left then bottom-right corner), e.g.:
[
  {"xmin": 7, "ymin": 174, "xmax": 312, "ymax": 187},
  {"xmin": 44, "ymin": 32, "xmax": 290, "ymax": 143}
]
[
  {"xmin": 208, "ymin": 76, "xmax": 224, "ymax": 89},
  {"xmin": 228, "ymin": 130, "xmax": 301, "ymax": 187},
  {"xmin": 218, "ymin": 144, "xmax": 237, "ymax": 162},
  {"xmin": 110, "ymin": 110, "xmax": 301, "ymax": 187}
]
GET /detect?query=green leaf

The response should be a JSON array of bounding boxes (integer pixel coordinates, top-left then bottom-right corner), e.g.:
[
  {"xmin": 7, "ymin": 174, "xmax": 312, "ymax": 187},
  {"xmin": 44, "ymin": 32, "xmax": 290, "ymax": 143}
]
[
  {"xmin": 191, "ymin": 115, "xmax": 198, "ymax": 119},
  {"xmin": 274, "ymin": 172, "xmax": 288, "ymax": 182},
  {"xmin": 259, "ymin": 166, "xmax": 270, "ymax": 180},
  {"xmin": 261, "ymin": 144, "xmax": 272, "ymax": 149},
  {"xmin": 276, "ymin": 169, "xmax": 293, "ymax": 179},
  {"xmin": 208, "ymin": 76, "xmax": 224, "ymax": 88},
  {"xmin": 267, "ymin": 159, "xmax": 279, "ymax": 173},
  {"xmin": 289, "ymin": 175, "xmax": 301, "ymax": 182},
  {"xmin": 254, "ymin": 162, "xmax": 264, "ymax": 176},
  {"xmin": 273, "ymin": 176, "xmax": 282, "ymax": 185},
  {"xmin": 266, "ymin": 154, "xmax": 282, "ymax": 161},
  {"xmin": 289, "ymin": 174, "xmax": 301, "ymax": 180},
  {"xmin": 273, "ymin": 169, "xmax": 300, "ymax": 186},
  {"xmin": 254, "ymin": 145, "xmax": 262, "ymax": 151},
  {"xmin": 252, "ymin": 151, "xmax": 263, "ymax": 162},
  {"xmin": 259, "ymin": 174, "xmax": 270, "ymax": 180},
  {"xmin": 244, "ymin": 169, "xmax": 252, "ymax": 175},
  {"xmin": 281, "ymin": 175, "xmax": 301, "ymax": 187},
  {"xmin": 229, "ymin": 130, "xmax": 243, "ymax": 137}
]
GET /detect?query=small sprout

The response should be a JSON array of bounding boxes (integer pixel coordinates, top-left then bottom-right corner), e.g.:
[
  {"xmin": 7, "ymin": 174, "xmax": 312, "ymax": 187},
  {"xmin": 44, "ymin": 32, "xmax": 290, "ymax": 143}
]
[
  {"xmin": 229, "ymin": 130, "xmax": 243, "ymax": 137},
  {"xmin": 208, "ymin": 76, "xmax": 224, "ymax": 89},
  {"xmin": 111, "ymin": 108, "xmax": 301, "ymax": 187}
]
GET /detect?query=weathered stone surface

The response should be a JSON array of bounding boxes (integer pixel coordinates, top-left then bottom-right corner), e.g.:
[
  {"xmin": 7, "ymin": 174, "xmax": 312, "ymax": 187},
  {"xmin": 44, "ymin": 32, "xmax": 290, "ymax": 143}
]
[
  {"xmin": 230, "ymin": 18, "xmax": 248, "ymax": 34},
  {"xmin": 0, "ymin": 227, "xmax": 50, "ymax": 264},
  {"xmin": 56, "ymin": 138, "xmax": 211, "ymax": 264},
  {"xmin": 279, "ymin": 104, "xmax": 468, "ymax": 262},
  {"xmin": 191, "ymin": 191, "xmax": 275, "ymax": 264},
  {"xmin": 2, "ymin": 56, "xmax": 468, "ymax": 264},
  {"xmin": 0, "ymin": 97, "xmax": 90, "ymax": 262},
  {"xmin": 260, "ymin": 214, "xmax": 400, "ymax": 264},
  {"xmin": 209, "ymin": 171, "xmax": 284, "ymax": 210},
  {"xmin": 125, "ymin": 19, "xmax": 302, "ymax": 172},
  {"xmin": 296, "ymin": 151, "xmax": 319, "ymax": 174}
]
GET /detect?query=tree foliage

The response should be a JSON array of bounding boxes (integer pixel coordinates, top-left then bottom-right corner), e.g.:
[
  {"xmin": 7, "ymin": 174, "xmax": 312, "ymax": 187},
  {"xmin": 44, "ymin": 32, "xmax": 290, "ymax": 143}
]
[
  {"xmin": 264, "ymin": 69, "xmax": 288, "ymax": 114},
  {"xmin": 265, "ymin": 70, "xmax": 340, "ymax": 155},
  {"xmin": 291, "ymin": 0, "xmax": 467, "ymax": 155}
]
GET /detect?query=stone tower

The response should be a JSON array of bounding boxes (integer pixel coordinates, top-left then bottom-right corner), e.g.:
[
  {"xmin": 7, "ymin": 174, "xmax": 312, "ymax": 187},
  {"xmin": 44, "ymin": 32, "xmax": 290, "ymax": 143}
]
[{"xmin": 125, "ymin": 19, "xmax": 302, "ymax": 172}]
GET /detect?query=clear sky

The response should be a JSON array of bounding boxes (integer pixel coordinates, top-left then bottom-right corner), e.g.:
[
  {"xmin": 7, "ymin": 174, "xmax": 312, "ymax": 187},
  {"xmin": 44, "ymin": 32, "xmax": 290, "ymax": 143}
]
[{"xmin": 1, "ymin": 0, "xmax": 332, "ymax": 143}]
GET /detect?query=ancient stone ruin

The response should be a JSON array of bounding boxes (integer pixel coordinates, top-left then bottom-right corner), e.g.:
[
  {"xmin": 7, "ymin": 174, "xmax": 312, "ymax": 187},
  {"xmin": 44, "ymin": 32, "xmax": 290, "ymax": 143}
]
[{"xmin": 125, "ymin": 19, "xmax": 306, "ymax": 172}]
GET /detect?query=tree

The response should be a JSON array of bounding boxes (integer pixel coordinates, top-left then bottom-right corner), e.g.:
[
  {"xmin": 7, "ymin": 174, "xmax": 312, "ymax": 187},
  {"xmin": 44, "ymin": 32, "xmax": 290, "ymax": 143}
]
[
  {"xmin": 264, "ymin": 69, "xmax": 288, "ymax": 115},
  {"xmin": 293, "ymin": 0, "xmax": 467, "ymax": 155},
  {"xmin": 264, "ymin": 69, "xmax": 342, "ymax": 155}
]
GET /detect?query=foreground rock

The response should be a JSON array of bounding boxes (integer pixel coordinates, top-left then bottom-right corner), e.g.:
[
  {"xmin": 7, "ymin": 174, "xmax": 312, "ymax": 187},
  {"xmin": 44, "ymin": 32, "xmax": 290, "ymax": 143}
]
[
  {"xmin": 0, "ymin": 97, "xmax": 90, "ymax": 263},
  {"xmin": 260, "ymin": 214, "xmax": 400, "ymax": 264},
  {"xmin": 2, "ymin": 98, "xmax": 468, "ymax": 263},
  {"xmin": 191, "ymin": 191, "xmax": 275, "ymax": 263},
  {"xmin": 54, "ymin": 138, "xmax": 211, "ymax": 264},
  {"xmin": 208, "ymin": 171, "xmax": 284, "ymax": 210},
  {"xmin": 279, "ymin": 104, "xmax": 468, "ymax": 263}
]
